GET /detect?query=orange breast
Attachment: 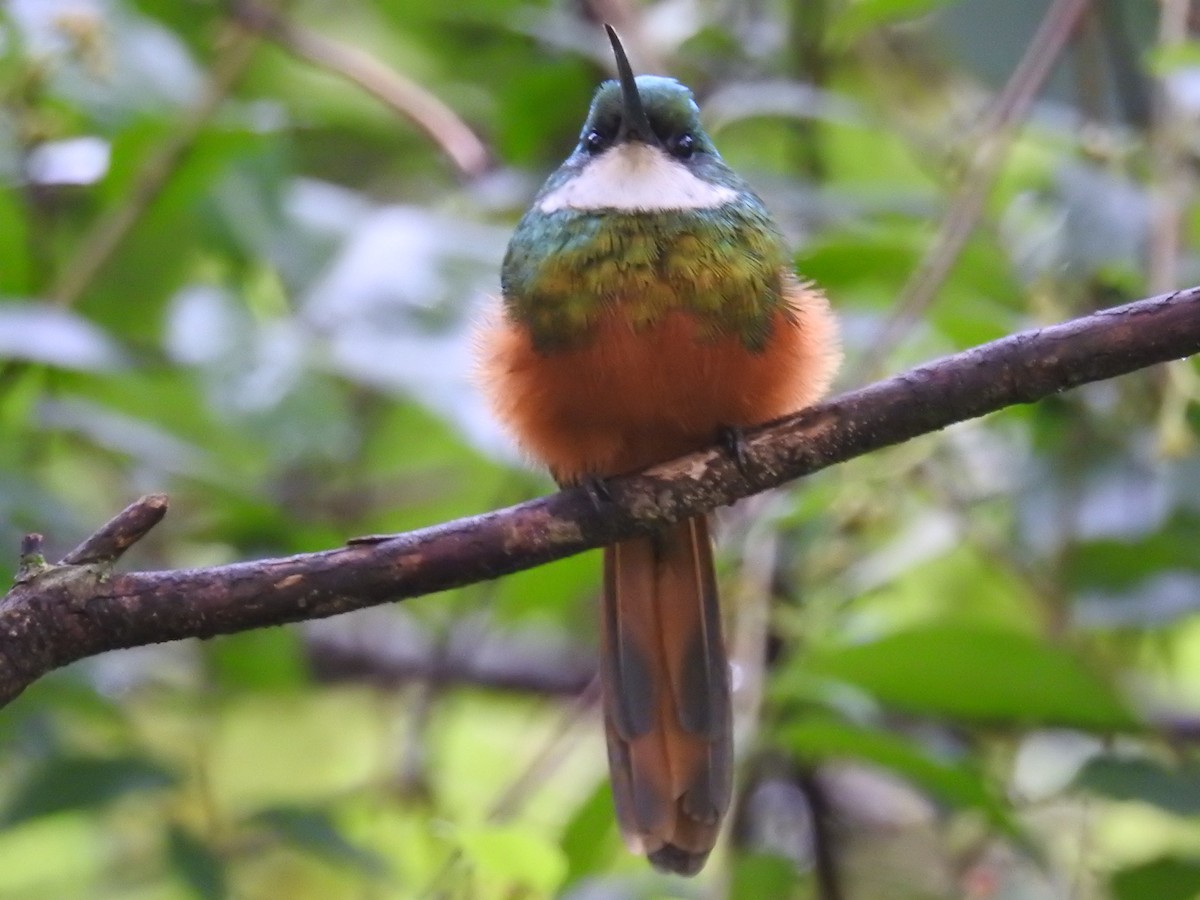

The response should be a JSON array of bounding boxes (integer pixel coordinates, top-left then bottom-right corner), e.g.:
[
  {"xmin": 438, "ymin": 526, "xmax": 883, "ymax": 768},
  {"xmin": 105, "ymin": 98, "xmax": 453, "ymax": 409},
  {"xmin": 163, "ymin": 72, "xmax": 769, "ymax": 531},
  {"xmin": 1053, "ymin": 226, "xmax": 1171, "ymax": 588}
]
[{"xmin": 478, "ymin": 275, "xmax": 840, "ymax": 482}]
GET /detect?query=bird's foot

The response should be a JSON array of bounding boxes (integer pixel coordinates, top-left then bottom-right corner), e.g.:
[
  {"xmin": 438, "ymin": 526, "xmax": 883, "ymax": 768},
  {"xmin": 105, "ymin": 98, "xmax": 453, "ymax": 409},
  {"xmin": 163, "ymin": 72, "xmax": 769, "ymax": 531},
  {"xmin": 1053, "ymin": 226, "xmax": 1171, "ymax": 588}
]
[
  {"xmin": 578, "ymin": 474, "xmax": 614, "ymax": 511},
  {"xmin": 717, "ymin": 425, "xmax": 751, "ymax": 478}
]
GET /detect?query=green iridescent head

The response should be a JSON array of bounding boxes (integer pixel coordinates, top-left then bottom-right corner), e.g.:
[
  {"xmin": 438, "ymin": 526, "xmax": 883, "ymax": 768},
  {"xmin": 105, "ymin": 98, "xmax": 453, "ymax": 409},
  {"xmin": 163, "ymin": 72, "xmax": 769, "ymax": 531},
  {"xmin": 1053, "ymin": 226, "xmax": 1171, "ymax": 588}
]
[
  {"xmin": 580, "ymin": 27, "xmax": 718, "ymax": 159},
  {"xmin": 500, "ymin": 28, "xmax": 791, "ymax": 351},
  {"xmin": 530, "ymin": 27, "xmax": 742, "ymax": 209}
]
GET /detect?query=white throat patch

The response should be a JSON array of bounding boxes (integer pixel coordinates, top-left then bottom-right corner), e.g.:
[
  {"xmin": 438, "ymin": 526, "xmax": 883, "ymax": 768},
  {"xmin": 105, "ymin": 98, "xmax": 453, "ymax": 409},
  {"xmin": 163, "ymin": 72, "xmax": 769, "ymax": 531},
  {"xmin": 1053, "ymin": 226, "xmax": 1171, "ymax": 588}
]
[{"xmin": 537, "ymin": 143, "xmax": 737, "ymax": 213}]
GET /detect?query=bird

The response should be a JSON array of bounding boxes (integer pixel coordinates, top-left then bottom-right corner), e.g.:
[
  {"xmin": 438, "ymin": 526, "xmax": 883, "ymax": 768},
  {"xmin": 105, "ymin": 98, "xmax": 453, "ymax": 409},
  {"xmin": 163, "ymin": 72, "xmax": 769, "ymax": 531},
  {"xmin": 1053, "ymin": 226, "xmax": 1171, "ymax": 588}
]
[{"xmin": 477, "ymin": 26, "xmax": 841, "ymax": 876}]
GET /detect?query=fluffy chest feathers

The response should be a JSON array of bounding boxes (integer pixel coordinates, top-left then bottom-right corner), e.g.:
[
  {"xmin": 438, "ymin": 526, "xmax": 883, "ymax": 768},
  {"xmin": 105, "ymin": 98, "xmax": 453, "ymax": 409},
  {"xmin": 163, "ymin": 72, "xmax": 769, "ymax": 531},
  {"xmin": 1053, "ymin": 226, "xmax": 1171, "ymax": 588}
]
[
  {"xmin": 537, "ymin": 143, "xmax": 738, "ymax": 213},
  {"xmin": 501, "ymin": 194, "xmax": 792, "ymax": 353}
]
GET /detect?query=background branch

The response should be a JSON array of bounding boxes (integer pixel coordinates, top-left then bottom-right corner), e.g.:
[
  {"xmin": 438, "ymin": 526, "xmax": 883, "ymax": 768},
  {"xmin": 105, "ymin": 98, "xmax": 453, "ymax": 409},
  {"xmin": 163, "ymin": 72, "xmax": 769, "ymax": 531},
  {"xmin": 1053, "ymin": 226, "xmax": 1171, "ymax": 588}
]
[
  {"xmin": 231, "ymin": 0, "xmax": 491, "ymax": 178},
  {"xmin": 2, "ymin": 286, "xmax": 1198, "ymax": 710},
  {"xmin": 861, "ymin": 0, "xmax": 1092, "ymax": 372}
]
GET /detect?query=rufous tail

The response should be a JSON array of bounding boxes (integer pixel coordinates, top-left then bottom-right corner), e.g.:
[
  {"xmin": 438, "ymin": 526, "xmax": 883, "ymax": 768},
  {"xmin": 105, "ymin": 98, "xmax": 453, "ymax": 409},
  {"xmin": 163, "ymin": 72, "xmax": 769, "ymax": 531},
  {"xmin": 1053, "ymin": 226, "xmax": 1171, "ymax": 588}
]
[{"xmin": 600, "ymin": 515, "xmax": 732, "ymax": 876}]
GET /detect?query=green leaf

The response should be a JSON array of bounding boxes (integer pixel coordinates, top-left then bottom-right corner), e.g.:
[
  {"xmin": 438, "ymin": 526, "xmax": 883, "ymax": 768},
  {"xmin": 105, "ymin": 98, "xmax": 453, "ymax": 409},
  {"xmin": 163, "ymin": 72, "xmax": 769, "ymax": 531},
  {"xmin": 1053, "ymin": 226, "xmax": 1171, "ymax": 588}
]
[
  {"xmin": 208, "ymin": 628, "xmax": 310, "ymax": 693},
  {"xmin": 730, "ymin": 852, "xmax": 800, "ymax": 899},
  {"xmin": 831, "ymin": 0, "xmax": 963, "ymax": 42},
  {"xmin": 253, "ymin": 806, "xmax": 388, "ymax": 876},
  {"xmin": 799, "ymin": 229, "xmax": 924, "ymax": 297},
  {"xmin": 496, "ymin": 59, "xmax": 596, "ymax": 165},
  {"xmin": 4, "ymin": 755, "xmax": 178, "ymax": 825},
  {"xmin": 1146, "ymin": 41, "xmax": 1200, "ymax": 77},
  {"xmin": 0, "ymin": 673, "xmax": 126, "ymax": 747},
  {"xmin": 799, "ymin": 222, "xmax": 1019, "ymax": 335},
  {"xmin": 0, "ymin": 188, "xmax": 31, "ymax": 294},
  {"xmin": 167, "ymin": 826, "xmax": 227, "ymax": 900},
  {"xmin": 1067, "ymin": 513, "xmax": 1200, "ymax": 592},
  {"xmin": 1075, "ymin": 572, "xmax": 1200, "ymax": 629},
  {"xmin": 781, "ymin": 718, "xmax": 1014, "ymax": 831},
  {"xmin": 560, "ymin": 782, "xmax": 619, "ymax": 885},
  {"xmin": 457, "ymin": 823, "xmax": 567, "ymax": 895},
  {"xmin": 796, "ymin": 626, "xmax": 1135, "ymax": 729},
  {"xmin": 1075, "ymin": 756, "xmax": 1200, "ymax": 816},
  {"xmin": 1111, "ymin": 857, "xmax": 1200, "ymax": 900}
]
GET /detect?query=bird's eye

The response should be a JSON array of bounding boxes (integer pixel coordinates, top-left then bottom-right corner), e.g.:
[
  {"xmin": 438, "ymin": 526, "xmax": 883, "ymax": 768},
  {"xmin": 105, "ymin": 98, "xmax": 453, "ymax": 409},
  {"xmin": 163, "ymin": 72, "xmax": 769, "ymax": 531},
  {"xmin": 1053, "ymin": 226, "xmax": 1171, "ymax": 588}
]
[
  {"xmin": 584, "ymin": 130, "xmax": 608, "ymax": 153},
  {"xmin": 669, "ymin": 134, "xmax": 695, "ymax": 159}
]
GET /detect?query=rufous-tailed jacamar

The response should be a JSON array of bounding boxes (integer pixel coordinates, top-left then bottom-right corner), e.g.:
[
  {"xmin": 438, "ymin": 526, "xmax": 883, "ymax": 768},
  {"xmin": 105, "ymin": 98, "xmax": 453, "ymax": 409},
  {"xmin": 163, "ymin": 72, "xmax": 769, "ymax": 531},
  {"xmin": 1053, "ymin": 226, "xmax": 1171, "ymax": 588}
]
[{"xmin": 478, "ymin": 28, "xmax": 841, "ymax": 875}]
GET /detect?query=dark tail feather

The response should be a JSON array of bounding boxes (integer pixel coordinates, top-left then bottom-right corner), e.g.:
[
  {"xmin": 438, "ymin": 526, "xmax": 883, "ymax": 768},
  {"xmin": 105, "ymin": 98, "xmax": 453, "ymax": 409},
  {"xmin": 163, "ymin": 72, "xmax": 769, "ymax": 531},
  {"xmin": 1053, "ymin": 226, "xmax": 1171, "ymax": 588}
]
[{"xmin": 601, "ymin": 516, "xmax": 732, "ymax": 876}]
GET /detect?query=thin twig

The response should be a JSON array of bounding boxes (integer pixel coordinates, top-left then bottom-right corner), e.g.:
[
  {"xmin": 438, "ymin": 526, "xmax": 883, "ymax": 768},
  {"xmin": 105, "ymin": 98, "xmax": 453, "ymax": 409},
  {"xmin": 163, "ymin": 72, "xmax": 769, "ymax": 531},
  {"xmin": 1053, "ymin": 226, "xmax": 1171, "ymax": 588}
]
[
  {"xmin": 1148, "ymin": 0, "xmax": 1197, "ymax": 456},
  {"xmin": 231, "ymin": 0, "xmax": 490, "ymax": 178},
  {"xmin": 799, "ymin": 770, "xmax": 843, "ymax": 900},
  {"xmin": 788, "ymin": 0, "xmax": 829, "ymax": 177},
  {"xmin": 418, "ymin": 677, "xmax": 602, "ymax": 897},
  {"xmin": 306, "ymin": 619, "xmax": 594, "ymax": 695},
  {"xmin": 861, "ymin": 0, "xmax": 1093, "ymax": 374},
  {"xmin": 1148, "ymin": 0, "xmax": 1191, "ymax": 296},
  {"xmin": 49, "ymin": 28, "xmax": 261, "ymax": 308},
  {"xmin": 727, "ymin": 497, "xmax": 780, "ymax": 742},
  {"xmin": 61, "ymin": 494, "xmax": 168, "ymax": 565},
  {"xmin": 488, "ymin": 676, "xmax": 602, "ymax": 821},
  {"xmin": 1095, "ymin": 0, "xmax": 1152, "ymax": 127}
]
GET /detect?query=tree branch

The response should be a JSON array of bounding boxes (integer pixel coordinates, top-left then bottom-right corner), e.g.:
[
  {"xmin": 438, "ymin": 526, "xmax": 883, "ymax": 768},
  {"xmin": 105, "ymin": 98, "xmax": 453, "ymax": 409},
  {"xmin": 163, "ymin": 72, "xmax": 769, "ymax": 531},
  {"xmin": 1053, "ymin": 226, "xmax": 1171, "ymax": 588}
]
[{"xmin": 2, "ymin": 287, "xmax": 1198, "ymax": 709}]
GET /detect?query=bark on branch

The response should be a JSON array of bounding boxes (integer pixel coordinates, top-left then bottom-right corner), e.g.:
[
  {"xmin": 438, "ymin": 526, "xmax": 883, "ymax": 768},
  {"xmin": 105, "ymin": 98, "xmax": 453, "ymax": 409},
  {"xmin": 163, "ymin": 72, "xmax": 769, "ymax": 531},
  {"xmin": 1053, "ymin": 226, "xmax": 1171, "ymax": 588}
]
[{"xmin": 2, "ymin": 287, "xmax": 1198, "ymax": 709}]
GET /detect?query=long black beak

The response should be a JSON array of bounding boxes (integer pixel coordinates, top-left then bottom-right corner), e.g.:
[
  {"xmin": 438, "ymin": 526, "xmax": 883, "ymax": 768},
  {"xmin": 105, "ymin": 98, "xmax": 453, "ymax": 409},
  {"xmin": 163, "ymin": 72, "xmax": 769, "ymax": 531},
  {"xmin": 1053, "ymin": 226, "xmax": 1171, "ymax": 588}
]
[{"xmin": 605, "ymin": 25, "xmax": 659, "ymax": 146}]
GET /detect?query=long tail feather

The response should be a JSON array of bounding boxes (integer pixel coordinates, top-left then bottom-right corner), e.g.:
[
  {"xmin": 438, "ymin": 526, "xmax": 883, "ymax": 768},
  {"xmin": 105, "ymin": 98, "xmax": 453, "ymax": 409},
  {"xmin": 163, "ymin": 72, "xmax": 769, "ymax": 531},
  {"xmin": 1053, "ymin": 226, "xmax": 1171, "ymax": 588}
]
[{"xmin": 600, "ymin": 515, "xmax": 732, "ymax": 876}]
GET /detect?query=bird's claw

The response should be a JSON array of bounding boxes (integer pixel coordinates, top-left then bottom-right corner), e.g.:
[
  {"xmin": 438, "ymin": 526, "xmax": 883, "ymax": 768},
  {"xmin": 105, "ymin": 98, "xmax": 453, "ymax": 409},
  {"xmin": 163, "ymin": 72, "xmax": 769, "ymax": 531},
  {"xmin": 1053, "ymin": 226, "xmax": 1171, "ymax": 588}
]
[
  {"xmin": 717, "ymin": 425, "xmax": 751, "ymax": 477},
  {"xmin": 580, "ymin": 475, "xmax": 614, "ymax": 511}
]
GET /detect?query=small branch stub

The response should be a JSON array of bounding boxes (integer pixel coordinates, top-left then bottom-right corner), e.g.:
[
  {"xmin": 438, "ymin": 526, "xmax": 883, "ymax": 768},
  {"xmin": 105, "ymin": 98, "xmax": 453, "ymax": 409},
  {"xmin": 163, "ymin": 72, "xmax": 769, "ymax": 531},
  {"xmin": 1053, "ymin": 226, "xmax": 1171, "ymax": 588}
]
[
  {"xmin": 15, "ymin": 534, "xmax": 47, "ymax": 584},
  {"xmin": 62, "ymin": 494, "xmax": 169, "ymax": 566}
]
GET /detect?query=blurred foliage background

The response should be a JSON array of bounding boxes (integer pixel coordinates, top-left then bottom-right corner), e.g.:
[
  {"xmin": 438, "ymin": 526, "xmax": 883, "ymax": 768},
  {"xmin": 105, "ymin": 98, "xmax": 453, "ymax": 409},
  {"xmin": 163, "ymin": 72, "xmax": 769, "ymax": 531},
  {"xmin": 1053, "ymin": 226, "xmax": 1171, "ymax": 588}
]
[{"xmin": 2, "ymin": 0, "xmax": 1200, "ymax": 897}]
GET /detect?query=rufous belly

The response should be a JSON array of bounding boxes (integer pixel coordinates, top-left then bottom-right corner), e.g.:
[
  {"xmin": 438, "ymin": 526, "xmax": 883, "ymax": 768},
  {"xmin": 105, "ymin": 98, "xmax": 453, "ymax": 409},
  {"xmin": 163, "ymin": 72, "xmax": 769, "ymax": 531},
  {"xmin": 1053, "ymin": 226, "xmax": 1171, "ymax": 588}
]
[{"xmin": 479, "ymin": 276, "xmax": 839, "ymax": 482}]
